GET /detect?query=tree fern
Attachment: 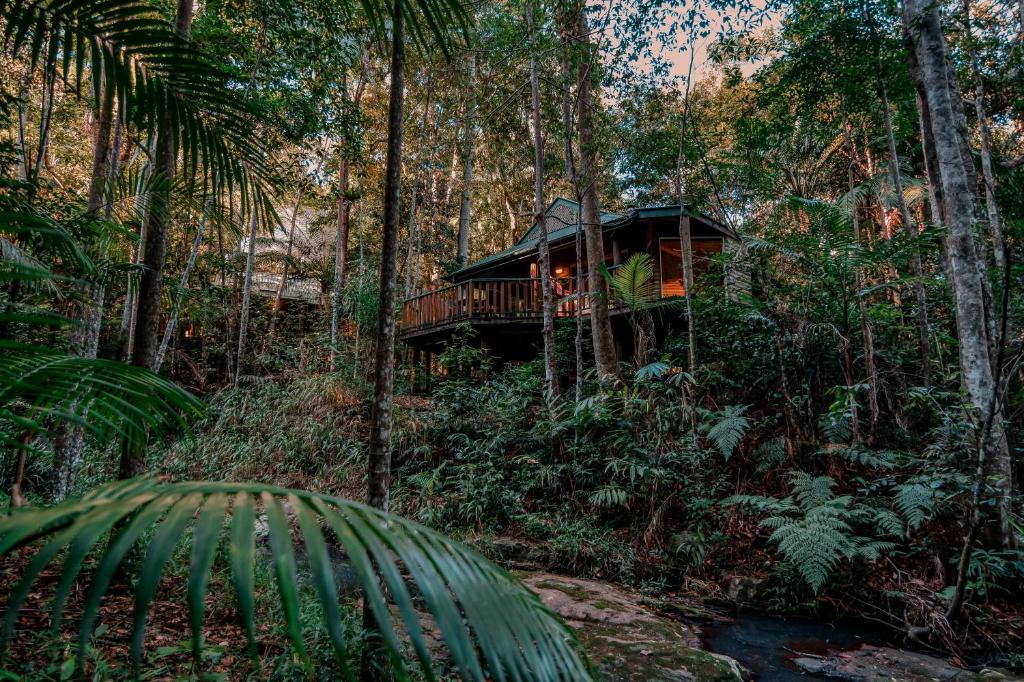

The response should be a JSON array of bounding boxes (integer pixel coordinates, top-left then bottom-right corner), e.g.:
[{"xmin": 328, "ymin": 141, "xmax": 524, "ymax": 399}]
[
  {"xmin": 0, "ymin": 478, "xmax": 588, "ymax": 680},
  {"xmin": 700, "ymin": 405, "xmax": 750, "ymax": 460},
  {"xmin": 724, "ymin": 472, "xmax": 901, "ymax": 593}
]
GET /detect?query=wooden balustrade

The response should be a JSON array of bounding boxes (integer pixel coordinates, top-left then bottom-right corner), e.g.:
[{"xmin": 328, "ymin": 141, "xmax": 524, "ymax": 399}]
[{"xmin": 400, "ymin": 277, "xmax": 593, "ymax": 333}]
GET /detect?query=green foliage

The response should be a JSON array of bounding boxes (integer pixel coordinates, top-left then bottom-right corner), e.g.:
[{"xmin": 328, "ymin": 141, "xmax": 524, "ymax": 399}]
[
  {"xmin": 0, "ymin": 477, "xmax": 588, "ymax": 680},
  {"xmin": 700, "ymin": 404, "xmax": 750, "ymax": 460},
  {"xmin": 725, "ymin": 472, "xmax": 899, "ymax": 593},
  {"xmin": 2, "ymin": 0, "xmax": 277, "ymax": 216},
  {"xmin": 606, "ymin": 253, "xmax": 658, "ymax": 310},
  {"xmin": 0, "ymin": 202, "xmax": 204, "ymax": 449}
]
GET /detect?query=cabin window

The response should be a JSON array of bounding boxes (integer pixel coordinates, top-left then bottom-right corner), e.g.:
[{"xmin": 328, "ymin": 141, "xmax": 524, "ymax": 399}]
[
  {"xmin": 530, "ymin": 262, "xmax": 539, "ymax": 278},
  {"xmin": 658, "ymin": 237, "xmax": 723, "ymax": 297}
]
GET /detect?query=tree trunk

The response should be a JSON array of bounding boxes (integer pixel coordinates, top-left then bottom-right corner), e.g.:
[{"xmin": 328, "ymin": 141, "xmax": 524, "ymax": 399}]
[
  {"xmin": 557, "ymin": 29, "xmax": 585, "ymax": 399},
  {"xmin": 903, "ymin": 0, "xmax": 1013, "ymax": 550},
  {"xmin": 33, "ymin": 64, "xmax": 56, "ymax": 181},
  {"xmin": 673, "ymin": 48, "xmax": 698, "ymax": 374},
  {"xmin": 564, "ymin": 2, "xmax": 617, "ymax": 380},
  {"xmin": 456, "ymin": 52, "xmax": 476, "ymax": 267},
  {"xmin": 361, "ymin": 3, "xmax": 404, "ymax": 677},
  {"xmin": 51, "ymin": 89, "xmax": 115, "ymax": 499},
  {"xmin": 527, "ymin": 0, "xmax": 561, "ymax": 410},
  {"xmin": 962, "ymin": 0, "xmax": 1006, "ymax": 277},
  {"xmin": 405, "ymin": 76, "xmax": 432, "ymax": 298},
  {"xmin": 331, "ymin": 70, "xmax": 367, "ymax": 371},
  {"xmin": 234, "ymin": 209, "xmax": 259, "ymax": 386},
  {"xmin": 155, "ymin": 203, "xmax": 209, "ymax": 372},
  {"xmin": 841, "ymin": 115, "xmax": 879, "ymax": 440},
  {"xmin": 119, "ymin": 0, "xmax": 194, "ymax": 480},
  {"xmin": 270, "ymin": 189, "xmax": 306, "ymax": 337},
  {"xmin": 331, "ymin": 156, "xmax": 351, "ymax": 371},
  {"xmin": 880, "ymin": 85, "xmax": 932, "ymax": 386}
]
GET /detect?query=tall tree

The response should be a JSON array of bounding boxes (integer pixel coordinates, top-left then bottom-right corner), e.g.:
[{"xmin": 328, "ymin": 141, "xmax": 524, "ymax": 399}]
[
  {"xmin": 362, "ymin": 2, "xmax": 404, "ymax": 677},
  {"xmin": 234, "ymin": 208, "xmax": 259, "ymax": 386},
  {"xmin": 120, "ymin": 0, "xmax": 196, "ymax": 479},
  {"xmin": 560, "ymin": 0, "xmax": 617, "ymax": 380},
  {"xmin": 456, "ymin": 51, "xmax": 476, "ymax": 266},
  {"xmin": 902, "ymin": 0, "xmax": 1013, "ymax": 554},
  {"xmin": 51, "ymin": 88, "xmax": 116, "ymax": 498},
  {"xmin": 526, "ymin": 0, "xmax": 560, "ymax": 410},
  {"xmin": 330, "ymin": 65, "xmax": 368, "ymax": 371},
  {"xmin": 674, "ymin": 43, "xmax": 697, "ymax": 374}
]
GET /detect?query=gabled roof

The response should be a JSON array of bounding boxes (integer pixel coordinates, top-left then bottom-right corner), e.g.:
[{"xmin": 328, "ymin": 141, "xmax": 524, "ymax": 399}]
[
  {"xmin": 447, "ymin": 199, "xmax": 737, "ymax": 282},
  {"xmin": 516, "ymin": 198, "xmax": 623, "ymax": 244}
]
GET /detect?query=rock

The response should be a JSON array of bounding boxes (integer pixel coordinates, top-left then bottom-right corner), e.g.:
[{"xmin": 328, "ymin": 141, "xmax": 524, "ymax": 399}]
[
  {"xmin": 522, "ymin": 573, "xmax": 746, "ymax": 681},
  {"xmin": 722, "ymin": 575, "xmax": 765, "ymax": 603},
  {"xmin": 791, "ymin": 643, "xmax": 1005, "ymax": 681}
]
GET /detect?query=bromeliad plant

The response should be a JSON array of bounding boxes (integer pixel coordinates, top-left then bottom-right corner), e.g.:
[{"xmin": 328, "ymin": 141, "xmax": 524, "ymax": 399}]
[{"xmin": 0, "ymin": 478, "xmax": 589, "ymax": 680}]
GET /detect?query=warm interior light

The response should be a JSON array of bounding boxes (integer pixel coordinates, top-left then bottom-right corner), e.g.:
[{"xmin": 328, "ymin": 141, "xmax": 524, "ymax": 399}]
[{"xmin": 554, "ymin": 266, "xmax": 567, "ymax": 276}]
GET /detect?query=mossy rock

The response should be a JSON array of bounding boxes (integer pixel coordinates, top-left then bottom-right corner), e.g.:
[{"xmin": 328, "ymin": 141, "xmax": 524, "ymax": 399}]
[
  {"xmin": 522, "ymin": 573, "xmax": 745, "ymax": 681},
  {"xmin": 574, "ymin": 620, "xmax": 745, "ymax": 681}
]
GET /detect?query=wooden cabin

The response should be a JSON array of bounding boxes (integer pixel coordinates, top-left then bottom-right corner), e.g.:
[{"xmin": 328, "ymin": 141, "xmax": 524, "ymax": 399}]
[{"xmin": 400, "ymin": 198, "xmax": 738, "ymax": 368}]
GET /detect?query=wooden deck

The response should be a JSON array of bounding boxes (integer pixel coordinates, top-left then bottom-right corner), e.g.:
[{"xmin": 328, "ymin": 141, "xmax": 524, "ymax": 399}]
[{"xmin": 400, "ymin": 277, "xmax": 592, "ymax": 338}]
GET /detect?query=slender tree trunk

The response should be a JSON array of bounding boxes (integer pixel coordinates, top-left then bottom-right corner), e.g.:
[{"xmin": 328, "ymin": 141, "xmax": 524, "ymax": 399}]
[
  {"xmin": 155, "ymin": 203, "xmax": 209, "ymax": 372},
  {"xmin": 51, "ymin": 88, "xmax": 115, "ymax": 498},
  {"xmin": 564, "ymin": 2, "xmax": 617, "ymax": 380},
  {"xmin": 9, "ymin": 431, "xmax": 32, "ymax": 508},
  {"xmin": 234, "ymin": 209, "xmax": 259, "ymax": 386},
  {"xmin": 331, "ymin": 156, "xmax": 351, "ymax": 371},
  {"xmin": 674, "ymin": 46, "xmax": 698, "ymax": 373},
  {"xmin": 880, "ymin": 85, "xmax": 932, "ymax": 385},
  {"xmin": 527, "ymin": 0, "xmax": 560, "ymax": 410},
  {"xmin": 15, "ymin": 64, "xmax": 31, "ymax": 182},
  {"xmin": 331, "ymin": 70, "xmax": 367, "ymax": 371},
  {"xmin": 903, "ymin": 0, "xmax": 1013, "ymax": 551},
  {"xmin": 962, "ymin": 0, "xmax": 1006, "ymax": 277},
  {"xmin": 362, "ymin": 4, "xmax": 404, "ymax": 678},
  {"xmin": 33, "ymin": 64, "xmax": 56, "ymax": 181},
  {"xmin": 269, "ymin": 189, "xmax": 306, "ymax": 337},
  {"xmin": 405, "ymin": 77, "xmax": 432, "ymax": 298},
  {"xmin": 119, "ymin": 0, "xmax": 194, "ymax": 480},
  {"xmin": 558, "ymin": 32, "xmax": 585, "ymax": 399},
  {"xmin": 841, "ymin": 115, "xmax": 879, "ymax": 440},
  {"xmin": 456, "ymin": 52, "xmax": 476, "ymax": 267}
]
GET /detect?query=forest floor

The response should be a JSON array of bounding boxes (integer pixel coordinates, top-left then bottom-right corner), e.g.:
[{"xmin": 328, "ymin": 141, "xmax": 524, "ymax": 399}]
[{"xmin": 6, "ymin": 546, "xmax": 1010, "ymax": 681}]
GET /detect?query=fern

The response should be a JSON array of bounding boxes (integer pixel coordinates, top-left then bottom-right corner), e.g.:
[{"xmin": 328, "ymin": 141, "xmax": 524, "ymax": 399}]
[
  {"xmin": 789, "ymin": 471, "xmax": 837, "ymax": 508},
  {"xmin": 754, "ymin": 436, "xmax": 788, "ymax": 473},
  {"xmin": 589, "ymin": 485, "xmax": 629, "ymax": 508},
  {"xmin": 893, "ymin": 481, "xmax": 938, "ymax": 530},
  {"xmin": 824, "ymin": 443, "xmax": 901, "ymax": 469},
  {"xmin": 700, "ymin": 405, "xmax": 750, "ymax": 460},
  {"xmin": 725, "ymin": 472, "xmax": 901, "ymax": 593}
]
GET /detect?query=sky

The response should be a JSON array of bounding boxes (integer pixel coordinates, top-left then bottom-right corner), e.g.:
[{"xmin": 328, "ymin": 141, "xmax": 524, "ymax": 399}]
[{"xmin": 598, "ymin": 0, "xmax": 781, "ymax": 89}]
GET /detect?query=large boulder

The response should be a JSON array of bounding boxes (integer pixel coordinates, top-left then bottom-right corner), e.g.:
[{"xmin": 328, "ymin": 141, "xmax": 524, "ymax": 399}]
[{"xmin": 522, "ymin": 573, "xmax": 746, "ymax": 681}]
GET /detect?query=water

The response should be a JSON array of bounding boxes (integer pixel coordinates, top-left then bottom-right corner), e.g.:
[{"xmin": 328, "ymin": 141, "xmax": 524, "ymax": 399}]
[{"xmin": 702, "ymin": 613, "xmax": 889, "ymax": 680}]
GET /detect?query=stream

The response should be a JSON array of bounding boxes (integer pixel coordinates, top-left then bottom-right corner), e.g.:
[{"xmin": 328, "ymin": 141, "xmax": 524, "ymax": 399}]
[{"xmin": 702, "ymin": 613, "xmax": 889, "ymax": 680}]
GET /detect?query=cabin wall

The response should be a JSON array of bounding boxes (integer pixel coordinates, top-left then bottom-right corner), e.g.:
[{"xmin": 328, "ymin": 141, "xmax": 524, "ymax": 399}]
[{"xmin": 470, "ymin": 217, "xmax": 728, "ymax": 297}]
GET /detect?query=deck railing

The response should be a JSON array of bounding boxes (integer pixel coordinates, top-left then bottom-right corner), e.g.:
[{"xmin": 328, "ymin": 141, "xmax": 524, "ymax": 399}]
[{"xmin": 400, "ymin": 277, "xmax": 592, "ymax": 333}]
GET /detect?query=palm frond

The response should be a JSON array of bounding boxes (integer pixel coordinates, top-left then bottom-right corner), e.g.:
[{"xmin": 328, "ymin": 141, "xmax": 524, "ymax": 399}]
[
  {"xmin": 606, "ymin": 253, "xmax": 658, "ymax": 310},
  {"xmin": 1, "ymin": 0, "xmax": 278, "ymax": 217},
  {"xmin": 0, "ymin": 341, "xmax": 204, "ymax": 447},
  {"xmin": 0, "ymin": 478, "xmax": 589, "ymax": 680}
]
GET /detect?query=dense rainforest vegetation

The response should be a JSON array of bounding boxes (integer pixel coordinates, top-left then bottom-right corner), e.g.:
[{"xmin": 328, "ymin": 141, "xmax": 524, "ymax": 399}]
[{"xmin": 0, "ymin": 0, "xmax": 1021, "ymax": 678}]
